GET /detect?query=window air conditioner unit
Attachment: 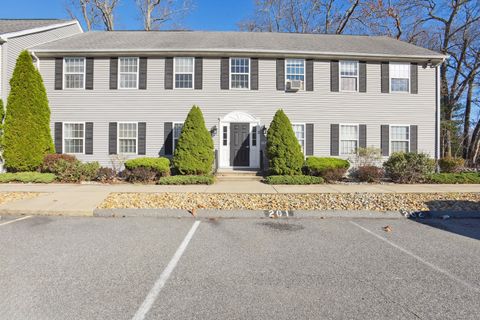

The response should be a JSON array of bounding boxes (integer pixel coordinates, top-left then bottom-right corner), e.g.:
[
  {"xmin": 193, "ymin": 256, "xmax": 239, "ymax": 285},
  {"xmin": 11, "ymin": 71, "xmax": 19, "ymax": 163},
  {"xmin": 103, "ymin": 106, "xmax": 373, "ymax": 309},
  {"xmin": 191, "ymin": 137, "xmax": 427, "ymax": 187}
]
[{"xmin": 286, "ymin": 80, "xmax": 303, "ymax": 91}]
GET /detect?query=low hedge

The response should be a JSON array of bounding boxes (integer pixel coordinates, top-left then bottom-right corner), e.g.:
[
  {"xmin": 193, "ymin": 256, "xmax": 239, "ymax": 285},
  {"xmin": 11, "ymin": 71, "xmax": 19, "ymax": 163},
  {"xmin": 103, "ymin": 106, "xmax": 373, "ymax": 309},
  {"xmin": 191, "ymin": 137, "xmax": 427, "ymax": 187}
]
[
  {"xmin": 427, "ymin": 172, "xmax": 480, "ymax": 184},
  {"xmin": 157, "ymin": 175, "xmax": 215, "ymax": 185},
  {"xmin": 305, "ymin": 157, "xmax": 350, "ymax": 174},
  {"xmin": 263, "ymin": 175, "xmax": 324, "ymax": 185},
  {"xmin": 124, "ymin": 157, "xmax": 170, "ymax": 176},
  {"xmin": 0, "ymin": 172, "xmax": 56, "ymax": 183}
]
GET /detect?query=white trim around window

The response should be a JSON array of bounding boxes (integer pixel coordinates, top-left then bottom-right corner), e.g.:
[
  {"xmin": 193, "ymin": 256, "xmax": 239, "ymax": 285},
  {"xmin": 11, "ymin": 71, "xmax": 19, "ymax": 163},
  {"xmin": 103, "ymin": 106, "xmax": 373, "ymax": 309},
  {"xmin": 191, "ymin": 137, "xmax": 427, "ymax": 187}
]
[
  {"xmin": 292, "ymin": 123, "xmax": 306, "ymax": 154},
  {"xmin": 63, "ymin": 122, "xmax": 86, "ymax": 154},
  {"xmin": 389, "ymin": 62, "xmax": 410, "ymax": 93},
  {"xmin": 389, "ymin": 124, "xmax": 410, "ymax": 154},
  {"xmin": 117, "ymin": 122, "xmax": 138, "ymax": 155},
  {"xmin": 63, "ymin": 57, "xmax": 86, "ymax": 90},
  {"xmin": 118, "ymin": 57, "xmax": 139, "ymax": 89},
  {"xmin": 172, "ymin": 121, "xmax": 184, "ymax": 151},
  {"xmin": 285, "ymin": 58, "xmax": 306, "ymax": 90},
  {"xmin": 174, "ymin": 57, "xmax": 195, "ymax": 89},
  {"xmin": 339, "ymin": 123, "xmax": 359, "ymax": 155},
  {"xmin": 229, "ymin": 57, "xmax": 250, "ymax": 90},
  {"xmin": 339, "ymin": 60, "xmax": 359, "ymax": 92}
]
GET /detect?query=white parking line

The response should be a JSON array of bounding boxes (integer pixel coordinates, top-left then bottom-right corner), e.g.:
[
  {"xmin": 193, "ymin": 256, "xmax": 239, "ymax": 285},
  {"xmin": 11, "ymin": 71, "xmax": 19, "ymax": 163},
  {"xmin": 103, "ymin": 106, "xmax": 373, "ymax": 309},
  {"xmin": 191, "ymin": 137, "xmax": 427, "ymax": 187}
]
[
  {"xmin": 0, "ymin": 216, "xmax": 32, "ymax": 227},
  {"xmin": 132, "ymin": 220, "xmax": 201, "ymax": 320},
  {"xmin": 350, "ymin": 221, "xmax": 479, "ymax": 293}
]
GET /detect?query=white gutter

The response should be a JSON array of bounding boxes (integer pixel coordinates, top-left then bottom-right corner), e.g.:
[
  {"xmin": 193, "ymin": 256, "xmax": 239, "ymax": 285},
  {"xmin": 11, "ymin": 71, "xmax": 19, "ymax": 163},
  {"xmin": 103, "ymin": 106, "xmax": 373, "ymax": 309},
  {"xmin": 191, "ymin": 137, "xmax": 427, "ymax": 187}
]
[{"xmin": 0, "ymin": 20, "xmax": 81, "ymax": 40}]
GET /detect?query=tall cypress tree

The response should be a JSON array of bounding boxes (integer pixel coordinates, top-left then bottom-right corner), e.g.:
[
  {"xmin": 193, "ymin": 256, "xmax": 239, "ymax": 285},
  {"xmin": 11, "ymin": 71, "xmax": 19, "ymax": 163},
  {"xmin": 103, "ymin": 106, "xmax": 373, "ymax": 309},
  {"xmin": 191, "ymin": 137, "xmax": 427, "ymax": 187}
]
[
  {"xmin": 266, "ymin": 109, "xmax": 304, "ymax": 175},
  {"xmin": 3, "ymin": 51, "xmax": 54, "ymax": 171},
  {"xmin": 173, "ymin": 106, "xmax": 214, "ymax": 175}
]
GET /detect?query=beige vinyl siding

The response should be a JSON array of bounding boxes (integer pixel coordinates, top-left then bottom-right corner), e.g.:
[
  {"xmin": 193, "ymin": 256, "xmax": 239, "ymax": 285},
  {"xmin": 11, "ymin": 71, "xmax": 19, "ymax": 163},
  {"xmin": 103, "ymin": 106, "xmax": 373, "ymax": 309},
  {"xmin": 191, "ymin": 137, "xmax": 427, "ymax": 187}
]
[
  {"xmin": 1, "ymin": 23, "xmax": 81, "ymax": 101},
  {"xmin": 40, "ymin": 57, "xmax": 436, "ymax": 167}
]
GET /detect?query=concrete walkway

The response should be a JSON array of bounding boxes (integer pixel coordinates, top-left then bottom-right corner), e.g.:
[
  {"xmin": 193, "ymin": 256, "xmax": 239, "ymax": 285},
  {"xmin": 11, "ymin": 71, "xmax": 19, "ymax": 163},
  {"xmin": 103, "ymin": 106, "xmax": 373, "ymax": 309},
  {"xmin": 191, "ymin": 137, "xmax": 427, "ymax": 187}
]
[{"xmin": 0, "ymin": 181, "xmax": 478, "ymax": 216}]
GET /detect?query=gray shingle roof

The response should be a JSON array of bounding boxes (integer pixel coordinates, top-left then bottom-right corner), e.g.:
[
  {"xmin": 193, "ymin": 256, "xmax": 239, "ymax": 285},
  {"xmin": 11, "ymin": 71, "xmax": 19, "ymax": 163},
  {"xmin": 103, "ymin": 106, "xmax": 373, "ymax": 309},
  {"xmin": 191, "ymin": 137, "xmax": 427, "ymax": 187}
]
[
  {"xmin": 31, "ymin": 31, "xmax": 444, "ymax": 60},
  {"xmin": 0, "ymin": 19, "xmax": 71, "ymax": 35}
]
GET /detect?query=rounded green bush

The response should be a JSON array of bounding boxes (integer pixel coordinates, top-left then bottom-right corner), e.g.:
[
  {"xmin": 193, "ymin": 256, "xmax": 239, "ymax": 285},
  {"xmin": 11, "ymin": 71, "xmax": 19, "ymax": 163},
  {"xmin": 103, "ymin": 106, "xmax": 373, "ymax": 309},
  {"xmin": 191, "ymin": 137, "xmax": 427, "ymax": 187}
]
[
  {"xmin": 306, "ymin": 157, "xmax": 350, "ymax": 174},
  {"xmin": 266, "ymin": 109, "xmax": 304, "ymax": 175},
  {"xmin": 124, "ymin": 157, "xmax": 170, "ymax": 176},
  {"xmin": 383, "ymin": 152, "xmax": 435, "ymax": 183},
  {"xmin": 438, "ymin": 157, "xmax": 465, "ymax": 173},
  {"xmin": 3, "ymin": 51, "xmax": 54, "ymax": 172},
  {"xmin": 173, "ymin": 106, "xmax": 214, "ymax": 175}
]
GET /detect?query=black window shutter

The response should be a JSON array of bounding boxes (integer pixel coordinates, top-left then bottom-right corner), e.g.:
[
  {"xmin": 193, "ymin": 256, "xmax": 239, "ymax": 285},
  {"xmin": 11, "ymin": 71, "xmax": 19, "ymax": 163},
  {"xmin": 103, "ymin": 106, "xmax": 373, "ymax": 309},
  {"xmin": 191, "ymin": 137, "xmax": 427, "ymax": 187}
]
[
  {"xmin": 138, "ymin": 122, "xmax": 147, "ymax": 155},
  {"xmin": 410, "ymin": 63, "xmax": 418, "ymax": 94},
  {"xmin": 359, "ymin": 124, "xmax": 367, "ymax": 148},
  {"xmin": 330, "ymin": 124, "xmax": 339, "ymax": 156},
  {"xmin": 85, "ymin": 58, "xmax": 94, "ymax": 90},
  {"xmin": 410, "ymin": 125, "xmax": 418, "ymax": 153},
  {"xmin": 165, "ymin": 57, "xmax": 173, "ymax": 90},
  {"xmin": 330, "ymin": 60, "xmax": 339, "ymax": 92},
  {"xmin": 109, "ymin": 122, "xmax": 117, "ymax": 155},
  {"xmin": 276, "ymin": 59, "xmax": 285, "ymax": 91},
  {"xmin": 381, "ymin": 125, "xmax": 389, "ymax": 156},
  {"xmin": 164, "ymin": 122, "xmax": 173, "ymax": 155},
  {"xmin": 139, "ymin": 57, "xmax": 148, "ymax": 90},
  {"xmin": 306, "ymin": 59, "xmax": 314, "ymax": 91},
  {"xmin": 85, "ymin": 122, "xmax": 94, "ymax": 154},
  {"xmin": 194, "ymin": 57, "xmax": 203, "ymax": 90},
  {"xmin": 251, "ymin": 58, "xmax": 259, "ymax": 90},
  {"xmin": 359, "ymin": 61, "xmax": 367, "ymax": 93},
  {"xmin": 381, "ymin": 62, "xmax": 389, "ymax": 93},
  {"xmin": 220, "ymin": 57, "xmax": 229, "ymax": 90},
  {"xmin": 54, "ymin": 122, "xmax": 62, "ymax": 154},
  {"xmin": 55, "ymin": 58, "xmax": 63, "ymax": 90},
  {"xmin": 109, "ymin": 58, "xmax": 118, "ymax": 90},
  {"xmin": 306, "ymin": 123, "xmax": 314, "ymax": 156}
]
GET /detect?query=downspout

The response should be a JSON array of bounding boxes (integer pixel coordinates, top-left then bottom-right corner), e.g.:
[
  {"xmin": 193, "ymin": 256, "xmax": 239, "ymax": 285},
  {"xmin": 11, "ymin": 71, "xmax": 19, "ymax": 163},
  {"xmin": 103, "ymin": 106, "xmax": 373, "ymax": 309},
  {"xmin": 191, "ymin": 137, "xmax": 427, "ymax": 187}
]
[{"xmin": 30, "ymin": 50, "xmax": 40, "ymax": 70}]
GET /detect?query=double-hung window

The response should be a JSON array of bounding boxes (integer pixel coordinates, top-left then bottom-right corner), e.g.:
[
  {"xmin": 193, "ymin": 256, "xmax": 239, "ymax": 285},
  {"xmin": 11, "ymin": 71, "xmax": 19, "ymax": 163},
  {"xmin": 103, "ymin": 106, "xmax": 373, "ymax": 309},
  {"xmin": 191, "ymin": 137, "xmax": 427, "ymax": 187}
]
[
  {"xmin": 119, "ymin": 57, "xmax": 139, "ymax": 89},
  {"xmin": 340, "ymin": 124, "xmax": 359, "ymax": 155},
  {"xmin": 64, "ymin": 57, "xmax": 85, "ymax": 89},
  {"xmin": 118, "ymin": 122, "xmax": 137, "ymax": 154},
  {"xmin": 285, "ymin": 59, "xmax": 305, "ymax": 89},
  {"xmin": 63, "ymin": 122, "xmax": 85, "ymax": 154},
  {"xmin": 292, "ymin": 123, "xmax": 305, "ymax": 154},
  {"xmin": 174, "ymin": 57, "xmax": 194, "ymax": 89},
  {"xmin": 390, "ymin": 125, "xmax": 410, "ymax": 153},
  {"xmin": 173, "ymin": 122, "xmax": 184, "ymax": 150},
  {"xmin": 230, "ymin": 58, "xmax": 250, "ymax": 89},
  {"xmin": 390, "ymin": 63, "xmax": 410, "ymax": 92},
  {"xmin": 340, "ymin": 61, "xmax": 358, "ymax": 92}
]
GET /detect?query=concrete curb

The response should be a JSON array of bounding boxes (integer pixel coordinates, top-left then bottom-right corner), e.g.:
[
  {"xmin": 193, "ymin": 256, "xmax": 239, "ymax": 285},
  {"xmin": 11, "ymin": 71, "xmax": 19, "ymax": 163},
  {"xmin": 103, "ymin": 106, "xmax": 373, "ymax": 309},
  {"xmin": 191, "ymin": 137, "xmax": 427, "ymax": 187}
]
[{"xmin": 0, "ymin": 208, "xmax": 93, "ymax": 217}]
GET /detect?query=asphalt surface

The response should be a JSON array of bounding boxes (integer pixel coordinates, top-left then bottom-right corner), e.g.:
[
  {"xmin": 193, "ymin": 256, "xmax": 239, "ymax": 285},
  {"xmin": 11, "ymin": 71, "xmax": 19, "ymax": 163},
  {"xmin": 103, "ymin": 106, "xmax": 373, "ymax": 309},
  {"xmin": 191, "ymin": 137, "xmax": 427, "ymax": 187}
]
[{"xmin": 1, "ymin": 214, "xmax": 479, "ymax": 320}]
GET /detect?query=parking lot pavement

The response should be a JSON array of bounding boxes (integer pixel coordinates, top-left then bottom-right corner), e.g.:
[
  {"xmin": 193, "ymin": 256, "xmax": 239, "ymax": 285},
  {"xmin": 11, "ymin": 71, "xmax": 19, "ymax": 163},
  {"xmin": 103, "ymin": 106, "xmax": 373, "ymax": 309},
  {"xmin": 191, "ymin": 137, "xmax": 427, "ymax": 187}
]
[{"xmin": 1, "ymin": 215, "xmax": 479, "ymax": 320}]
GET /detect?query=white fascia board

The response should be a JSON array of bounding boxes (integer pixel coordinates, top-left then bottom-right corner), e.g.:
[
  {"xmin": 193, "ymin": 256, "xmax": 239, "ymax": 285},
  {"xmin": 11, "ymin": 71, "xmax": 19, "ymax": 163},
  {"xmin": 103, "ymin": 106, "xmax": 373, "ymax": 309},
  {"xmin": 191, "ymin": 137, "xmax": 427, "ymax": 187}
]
[{"xmin": 0, "ymin": 20, "xmax": 82, "ymax": 40}]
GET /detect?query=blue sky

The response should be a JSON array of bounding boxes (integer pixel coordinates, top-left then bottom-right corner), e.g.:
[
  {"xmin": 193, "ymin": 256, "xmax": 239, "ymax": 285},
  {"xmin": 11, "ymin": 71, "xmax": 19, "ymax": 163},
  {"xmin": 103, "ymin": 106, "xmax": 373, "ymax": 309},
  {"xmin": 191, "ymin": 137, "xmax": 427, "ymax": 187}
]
[{"xmin": 0, "ymin": 0, "xmax": 254, "ymax": 31}]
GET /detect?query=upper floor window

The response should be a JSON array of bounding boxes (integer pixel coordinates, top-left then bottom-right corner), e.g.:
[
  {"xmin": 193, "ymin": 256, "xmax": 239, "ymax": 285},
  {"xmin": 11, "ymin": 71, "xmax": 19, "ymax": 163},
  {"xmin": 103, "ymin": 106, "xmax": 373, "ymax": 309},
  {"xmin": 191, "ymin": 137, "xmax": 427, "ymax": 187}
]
[
  {"xmin": 63, "ymin": 122, "xmax": 84, "ymax": 154},
  {"xmin": 340, "ymin": 61, "xmax": 358, "ymax": 92},
  {"xmin": 285, "ymin": 59, "xmax": 305, "ymax": 89},
  {"xmin": 173, "ymin": 122, "xmax": 184, "ymax": 150},
  {"xmin": 292, "ymin": 123, "xmax": 305, "ymax": 154},
  {"xmin": 230, "ymin": 58, "xmax": 250, "ymax": 89},
  {"xmin": 118, "ymin": 122, "xmax": 137, "ymax": 154},
  {"xmin": 64, "ymin": 57, "xmax": 85, "ymax": 89},
  {"xmin": 390, "ymin": 63, "xmax": 410, "ymax": 92},
  {"xmin": 390, "ymin": 125, "xmax": 409, "ymax": 153},
  {"xmin": 174, "ymin": 57, "xmax": 194, "ymax": 89},
  {"xmin": 340, "ymin": 124, "xmax": 359, "ymax": 155},
  {"xmin": 119, "ymin": 57, "xmax": 139, "ymax": 89}
]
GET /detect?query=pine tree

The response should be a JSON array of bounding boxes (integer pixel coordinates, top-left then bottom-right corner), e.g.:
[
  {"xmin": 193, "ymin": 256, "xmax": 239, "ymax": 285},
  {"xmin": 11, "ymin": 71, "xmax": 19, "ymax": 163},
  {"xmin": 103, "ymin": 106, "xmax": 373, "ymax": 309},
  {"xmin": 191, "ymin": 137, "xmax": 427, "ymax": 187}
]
[
  {"xmin": 266, "ymin": 109, "xmax": 304, "ymax": 175},
  {"xmin": 173, "ymin": 106, "xmax": 214, "ymax": 175},
  {"xmin": 2, "ymin": 51, "xmax": 54, "ymax": 171}
]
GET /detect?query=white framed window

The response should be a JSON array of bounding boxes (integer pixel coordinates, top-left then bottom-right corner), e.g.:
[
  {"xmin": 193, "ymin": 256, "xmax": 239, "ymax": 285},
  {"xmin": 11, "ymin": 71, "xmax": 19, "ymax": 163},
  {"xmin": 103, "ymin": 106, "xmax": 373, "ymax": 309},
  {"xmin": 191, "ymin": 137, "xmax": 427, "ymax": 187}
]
[
  {"xmin": 63, "ymin": 122, "xmax": 85, "ymax": 154},
  {"xmin": 339, "ymin": 60, "xmax": 358, "ymax": 92},
  {"xmin": 118, "ymin": 122, "xmax": 137, "ymax": 154},
  {"xmin": 292, "ymin": 123, "xmax": 305, "ymax": 154},
  {"xmin": 174, "ymin": 57, "xmax": 194, "ymax": 89},
  {"xmin": 173, "ymin": 122, "xmax": 184, "ymax": 151},
  {"xmin": 390, "ymin": 63, "xmax": 410, "ymax": 93},
  {"xmin": 340, "ymin": 124, "xmax": 359, "ymax": 155},
  {"xmin": 63, "ymin": 57, "xmax": 85, "ymax": 89},
  {"xmin": 118, "ymin": 57, "xmax": 139, "ymax": 89},
  {"xmin": 390, "ymin": 125, "xmax": 410, "ymax": 154},
  {"xmin": 285, "ymin": 58, "xmax": 305, "ymax": 89},
  {"xmin": 230, "ymin": 57, "xmax": 250, "ymax": 89}
]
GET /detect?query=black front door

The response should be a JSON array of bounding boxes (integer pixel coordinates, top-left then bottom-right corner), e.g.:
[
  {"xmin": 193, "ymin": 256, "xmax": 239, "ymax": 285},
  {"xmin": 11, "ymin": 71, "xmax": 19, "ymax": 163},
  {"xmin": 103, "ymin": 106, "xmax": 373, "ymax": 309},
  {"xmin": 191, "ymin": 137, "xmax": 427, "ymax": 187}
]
[{"xmin": 230, "ymin": 122, "xmax": 250, "ymax": 167}]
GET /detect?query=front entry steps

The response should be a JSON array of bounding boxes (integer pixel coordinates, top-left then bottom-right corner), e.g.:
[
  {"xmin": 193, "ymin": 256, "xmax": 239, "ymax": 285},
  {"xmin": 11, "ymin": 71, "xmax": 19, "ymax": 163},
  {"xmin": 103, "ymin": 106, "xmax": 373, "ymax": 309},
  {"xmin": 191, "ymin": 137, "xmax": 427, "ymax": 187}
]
[{"xmin": 216, "ymin": 169, "xmax": 264, "ymax": 181}]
